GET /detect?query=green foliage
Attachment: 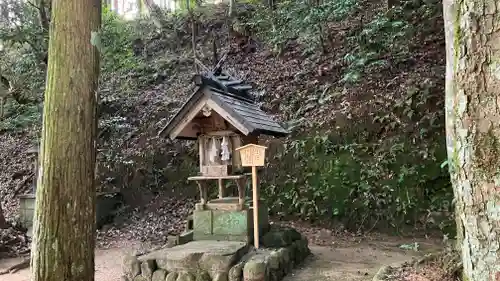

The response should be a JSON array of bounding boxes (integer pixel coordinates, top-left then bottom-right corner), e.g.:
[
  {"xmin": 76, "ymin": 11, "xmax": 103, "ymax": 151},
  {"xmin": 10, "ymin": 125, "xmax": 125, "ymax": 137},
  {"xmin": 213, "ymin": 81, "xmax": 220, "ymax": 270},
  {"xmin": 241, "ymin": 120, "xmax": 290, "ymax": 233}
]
[
  {"xmin": 0, "ymin": 5, "xmax": 145, "ymax": 132},
  {"xmin": 0, "ymin": 0, "xmax": 47, "ymax": 104},
  {"xmin": 342, "ymin": 0, "xmax": 441, "ymax": 82},
  {"xmin": 263, "ymin": 134, "xmax": 452, "ymax": 231},
  {"xmin": 262, "ymin": 79, "xmax": 453, "ymax": 232},
  {"xmin": 101, "ymin": 5, "xmax": 141, "ymax": 74},
  {"xmin": 178, "ymin": 0, "xmax": 199, "ymax": 11},
  {"xmin": 0, "ymin": 0, "xmax": 48, "ymax": 58},
  {"xmin": 0, "ymin": 103, "xmax": 40, "ymax": 132},
  {"xmin": 342, "ymin": 12, "xmax": 411, "ymax": 83},
  {"xmin": 240, "ymin": 0, "xmax": 358, "ymax": 54}
]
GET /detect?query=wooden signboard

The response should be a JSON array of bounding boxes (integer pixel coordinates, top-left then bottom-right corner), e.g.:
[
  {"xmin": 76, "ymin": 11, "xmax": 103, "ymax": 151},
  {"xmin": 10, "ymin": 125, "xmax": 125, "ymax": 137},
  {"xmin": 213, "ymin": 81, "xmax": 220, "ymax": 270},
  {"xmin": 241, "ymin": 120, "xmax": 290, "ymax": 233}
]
[
  {"xmin": 238, "ymin": 144, "xmax": 267, "ymax": 167},
  {"xmin": 235, "ymin": 144, "xmax": 267, "ymax": 248}
]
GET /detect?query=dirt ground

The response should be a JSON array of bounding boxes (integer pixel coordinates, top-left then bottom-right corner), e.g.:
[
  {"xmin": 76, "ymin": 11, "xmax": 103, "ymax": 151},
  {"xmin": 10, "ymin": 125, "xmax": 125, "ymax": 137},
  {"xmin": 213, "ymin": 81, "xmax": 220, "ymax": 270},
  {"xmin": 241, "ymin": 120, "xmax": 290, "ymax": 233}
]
[
  {"xmin": 284, "ymin": 239, "xmax": 441, "ymax": 281},
  {"xmin": 0, "ymin": 237, "xmax": 441, "ymax": 281},
  {"xmin": 0, "ymin": 247, "xmax": 132, "ymax": 281}
]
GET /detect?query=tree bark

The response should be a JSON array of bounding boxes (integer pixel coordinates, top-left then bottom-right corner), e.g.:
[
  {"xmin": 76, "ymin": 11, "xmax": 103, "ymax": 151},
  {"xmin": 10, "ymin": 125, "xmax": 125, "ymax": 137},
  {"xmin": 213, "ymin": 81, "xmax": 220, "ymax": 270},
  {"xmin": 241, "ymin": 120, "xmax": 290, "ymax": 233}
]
[
  {"xmin": 444, "ymin": 0, "xmax": 500, "ymax": 280},
  {"xmin": 37, "ymin": 0, "xmax": 50, "ymax": 32},
  {"xmin": 30, "ymin": 1, "xmax": 100, "ymax": 281},
  {"xmin": 0, "ymin": 202, "xmax": 7, "ymax": 229}
]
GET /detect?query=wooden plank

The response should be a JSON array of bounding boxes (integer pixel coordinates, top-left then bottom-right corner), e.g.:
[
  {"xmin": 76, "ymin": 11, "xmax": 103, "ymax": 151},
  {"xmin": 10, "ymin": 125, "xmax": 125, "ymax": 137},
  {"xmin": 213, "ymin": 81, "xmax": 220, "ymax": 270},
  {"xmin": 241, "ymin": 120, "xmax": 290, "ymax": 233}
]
[
  {"xmin": 232, "ymin": 135, "xmax": 242, "ymax": 169},
  {"xmin": 196, "ymin": 181, "xmax": 208, "ymax": 205},
  {"xmin": 202, "ymin": 165, "xmax": 230, "ymax": 177},
  {"xmin": 212, "ymin": 113, "xmax": 227, "ymax": 131},
  {"xmin": 188, "ymin": 174, "xmax": 251, "ymax": 181},
  {"xmin": 218, "ymin": 178, "xmax": 224, "ymax": 198},
  {"xmin": 232, "ymin": 85, "xmax": 252, "ymax": 91},
  {"xmin": 170, "ymin": 96, "xmax": 208, "ymax": 139},
  {"xmin": 221, "ymin": 80, "xmax": 243, "ymax": 86},
  {"xmin": 252, "ymin": 166, "xmax": 259, "ymax": 248},
  {"xmin": 203, "ymin": 130, "xmax": 238, "ymax": 137},
  {"xmin": 198, "ymin": 137, "xmax": 204, "ymax": 173},
  {"xmin": 236, "ymin": 177, "xmax": 247, "ymax": 209}
]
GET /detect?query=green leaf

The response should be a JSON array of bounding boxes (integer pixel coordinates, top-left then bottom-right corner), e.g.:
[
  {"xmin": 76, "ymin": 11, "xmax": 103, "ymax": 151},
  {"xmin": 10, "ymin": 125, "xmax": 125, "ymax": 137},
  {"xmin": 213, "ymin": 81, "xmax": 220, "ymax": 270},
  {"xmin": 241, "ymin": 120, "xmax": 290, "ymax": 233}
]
[{"xmin": 90, "ymin": 30, "xmax": 102, "ymax": 52}]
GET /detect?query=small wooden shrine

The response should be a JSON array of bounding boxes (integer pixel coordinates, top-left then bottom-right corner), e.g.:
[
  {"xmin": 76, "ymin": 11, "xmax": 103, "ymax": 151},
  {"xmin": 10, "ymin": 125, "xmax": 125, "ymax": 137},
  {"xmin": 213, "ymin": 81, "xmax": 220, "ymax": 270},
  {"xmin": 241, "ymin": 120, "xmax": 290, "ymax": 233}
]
[{"xmin": 159, "ymin": 70, "xmax": 288, "ymax": 242}]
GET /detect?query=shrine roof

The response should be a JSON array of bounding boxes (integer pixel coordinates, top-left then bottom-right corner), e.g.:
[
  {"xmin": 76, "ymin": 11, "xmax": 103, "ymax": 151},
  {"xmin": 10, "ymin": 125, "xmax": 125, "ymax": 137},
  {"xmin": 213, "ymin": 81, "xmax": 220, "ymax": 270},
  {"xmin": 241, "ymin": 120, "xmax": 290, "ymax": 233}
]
[{"xmin": 158, "ymin": 71, "xmax": 289, "ymax": 140}]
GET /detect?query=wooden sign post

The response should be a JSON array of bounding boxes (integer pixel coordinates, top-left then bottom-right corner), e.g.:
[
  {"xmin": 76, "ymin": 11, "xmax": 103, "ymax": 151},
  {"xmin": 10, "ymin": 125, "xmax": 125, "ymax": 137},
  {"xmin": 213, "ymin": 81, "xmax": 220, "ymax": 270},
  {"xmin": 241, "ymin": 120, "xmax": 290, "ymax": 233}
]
[{"xmin": 235, "ymin": 144, "xmax": 267, "ymax": 249}]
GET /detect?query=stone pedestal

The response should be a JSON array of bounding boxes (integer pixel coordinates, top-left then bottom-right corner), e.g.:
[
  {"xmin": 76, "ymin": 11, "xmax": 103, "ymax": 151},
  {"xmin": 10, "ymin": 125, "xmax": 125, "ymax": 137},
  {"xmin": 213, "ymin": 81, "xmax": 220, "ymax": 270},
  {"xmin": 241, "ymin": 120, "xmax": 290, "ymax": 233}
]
[
  {"xmin": 122, "ymin": 227, "xmax": 311, "ymax": 281},
  {"xmin": 193, "ymin": 197, "xmax": 269, "ymax": 242}
]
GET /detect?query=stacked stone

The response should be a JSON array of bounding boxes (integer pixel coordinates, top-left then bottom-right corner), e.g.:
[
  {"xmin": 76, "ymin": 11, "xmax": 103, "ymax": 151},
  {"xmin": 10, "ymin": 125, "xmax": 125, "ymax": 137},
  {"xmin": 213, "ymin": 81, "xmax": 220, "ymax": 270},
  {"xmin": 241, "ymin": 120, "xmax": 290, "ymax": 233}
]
[
  {"xmin": 121, "ymin": 226, "xmax": 310, "ymax": 281},
  {"xmin": 121, "ymin": 254, "xmax": 230, "ymax": 281},
  {"xmin": 239, "ymin": 227, "xmax": 310, "ymax": 281}
]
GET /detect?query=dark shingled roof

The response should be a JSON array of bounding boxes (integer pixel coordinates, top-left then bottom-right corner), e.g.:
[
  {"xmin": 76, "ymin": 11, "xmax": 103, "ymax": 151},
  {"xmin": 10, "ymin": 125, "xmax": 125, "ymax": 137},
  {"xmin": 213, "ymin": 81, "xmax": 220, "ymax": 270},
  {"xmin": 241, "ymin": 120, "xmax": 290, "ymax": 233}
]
[{"xmin": 159, "ymin": 71, "xmax": 289, "ymax": 139}]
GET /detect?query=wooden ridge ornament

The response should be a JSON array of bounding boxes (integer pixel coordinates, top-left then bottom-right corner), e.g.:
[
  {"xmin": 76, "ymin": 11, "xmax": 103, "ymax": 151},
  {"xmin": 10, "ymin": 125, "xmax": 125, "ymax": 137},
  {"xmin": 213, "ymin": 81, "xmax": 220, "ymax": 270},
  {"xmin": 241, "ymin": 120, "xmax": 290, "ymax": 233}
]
[{"xmin": 235, "ymin": 144, "xmax": 268, "ymax": 248}]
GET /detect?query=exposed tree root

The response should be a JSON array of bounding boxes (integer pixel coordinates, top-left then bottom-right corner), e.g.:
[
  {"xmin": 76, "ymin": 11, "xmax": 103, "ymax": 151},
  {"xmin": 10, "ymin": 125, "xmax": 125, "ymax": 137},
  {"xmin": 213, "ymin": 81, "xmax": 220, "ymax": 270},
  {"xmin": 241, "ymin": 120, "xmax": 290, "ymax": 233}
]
[
  {"xmin": 0, "ymin": 258, "xmax": 30, "ymax": 275},
  {"xmin": 413, "ymin": 248, "xmax": 462, "ymax": 279}
]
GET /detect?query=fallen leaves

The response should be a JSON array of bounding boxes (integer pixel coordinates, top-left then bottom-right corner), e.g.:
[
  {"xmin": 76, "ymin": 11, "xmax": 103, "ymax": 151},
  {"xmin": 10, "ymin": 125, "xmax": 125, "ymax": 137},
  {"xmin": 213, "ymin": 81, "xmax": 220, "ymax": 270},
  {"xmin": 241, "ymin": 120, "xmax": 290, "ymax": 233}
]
[
  {"xmin": 386, "ymin": 262, "xmax": 460, "ymax": 281},
  {"xmin": 0, "ymin": 225, "xmax": 30, "ymax": 259},
  {"xmin": 96, "ymin": 195, "xmax": 195, "ymax": 248}
]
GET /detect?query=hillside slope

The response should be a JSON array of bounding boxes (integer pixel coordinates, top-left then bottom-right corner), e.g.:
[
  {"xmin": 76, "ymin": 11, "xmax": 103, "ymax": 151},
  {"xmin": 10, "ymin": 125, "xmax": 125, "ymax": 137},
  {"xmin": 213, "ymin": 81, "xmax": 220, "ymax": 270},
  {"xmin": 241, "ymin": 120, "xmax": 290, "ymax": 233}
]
[{"xmin": 0, "ymin": 0, "xmax": 449, "ymax": 243}]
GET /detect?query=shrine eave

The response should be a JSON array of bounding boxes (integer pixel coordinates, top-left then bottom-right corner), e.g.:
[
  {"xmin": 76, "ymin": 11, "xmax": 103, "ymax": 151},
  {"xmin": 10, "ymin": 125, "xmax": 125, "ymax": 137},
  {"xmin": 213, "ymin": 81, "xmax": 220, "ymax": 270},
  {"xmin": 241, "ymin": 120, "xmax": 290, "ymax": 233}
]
[{"xmin": 158, "ymin": 81, "xmax": 289, "ymax": 140}]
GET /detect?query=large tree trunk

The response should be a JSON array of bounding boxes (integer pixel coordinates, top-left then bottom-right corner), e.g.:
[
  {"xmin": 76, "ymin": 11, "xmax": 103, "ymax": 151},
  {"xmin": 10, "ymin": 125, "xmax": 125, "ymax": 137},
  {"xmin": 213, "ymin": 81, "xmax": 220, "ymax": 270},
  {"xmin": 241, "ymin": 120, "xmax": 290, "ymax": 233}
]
[
  {"xmin": 444, "ymin": 0, "xmax": 500, "ymax": 280},
  {"xmin": 30, "ymin": 1, "xmax": 100, "ymax": 281}
]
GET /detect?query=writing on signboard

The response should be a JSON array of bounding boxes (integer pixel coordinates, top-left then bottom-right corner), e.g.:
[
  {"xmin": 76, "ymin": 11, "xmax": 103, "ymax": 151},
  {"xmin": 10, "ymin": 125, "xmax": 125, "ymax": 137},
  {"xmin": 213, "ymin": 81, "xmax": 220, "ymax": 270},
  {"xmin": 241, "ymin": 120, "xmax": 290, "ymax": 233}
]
[{"xmin": 236, "ymin": 144, "xmax": 267, "ymax": 167}]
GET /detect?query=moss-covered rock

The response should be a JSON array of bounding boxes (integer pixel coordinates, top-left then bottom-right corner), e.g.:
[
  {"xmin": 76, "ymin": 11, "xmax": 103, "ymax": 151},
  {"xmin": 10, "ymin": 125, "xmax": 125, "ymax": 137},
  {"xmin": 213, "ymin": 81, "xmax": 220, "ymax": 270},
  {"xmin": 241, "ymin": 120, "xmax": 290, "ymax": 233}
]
[
  {"xmin": 243, "ymin": 257, "xmax": 268, "ymax": 281},
  {"xmin": 133, "ymin": 276, "xmax": 148, "ymax": 281},
  {"xmin": 213, "ymin": 271, "xmax": 229, "ymax": 281},
  {"xmin": 141, "ymin": 259, "xmax": 157, "ymax": 279},
  {"xmin": 286, "ymin": 243, "xmax": 298, "ymax": 265},
  {"xmin": 276, "ymin": 248, "xmax": 292, "ymax": 274},
  {"xmin": 122, "ymin": 254, "xmax": 141, "ymax": 279},
  {"xmin": 166, "ymin": 272, "xmax": 179, "ymax": 281},
  {"xmin": 294, "ymin": 237, "xmax": 310, "ymax": 262},
  {"xmin": 152, "ymin": 269, "xmax": 167, "ymax": 281},
  {"xmin": 229, "ymin": 262, "xmax": 245, "ymax": 281},
  {"xmin": 261, "ymin": 226, "xmax": 302, "ymax": 248},
  {"xmin": 196, "ymin": 271, "xmax": 211, "ymax": 281},
  {"xmin": 177, "ymin": 272, "xmax": 196, "ymax": 281},
  {"xmin": 267, "ymin": 251, "xmax": 281, "ymax": 281}
]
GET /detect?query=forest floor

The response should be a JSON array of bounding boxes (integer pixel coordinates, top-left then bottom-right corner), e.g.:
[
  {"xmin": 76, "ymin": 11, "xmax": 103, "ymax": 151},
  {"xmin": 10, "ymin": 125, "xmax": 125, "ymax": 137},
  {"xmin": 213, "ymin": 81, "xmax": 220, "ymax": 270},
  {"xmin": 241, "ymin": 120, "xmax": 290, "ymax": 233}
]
[{"xmin": 0, "ymin": 234, "xmax": 443, "ymax": 281}]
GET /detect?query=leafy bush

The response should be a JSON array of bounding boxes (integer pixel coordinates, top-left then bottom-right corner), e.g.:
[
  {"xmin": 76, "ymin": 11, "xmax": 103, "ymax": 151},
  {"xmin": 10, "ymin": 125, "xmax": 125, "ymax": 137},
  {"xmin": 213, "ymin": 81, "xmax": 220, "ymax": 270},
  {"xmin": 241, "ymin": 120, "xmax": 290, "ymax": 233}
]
[
  {"xmin": 261, "ymin": 76, "xmax": 452, "ymax": 233},
  {"xmin": 263, "ymin": 134, "xmax": 452, "ymax": 231},
  {"xmin": 0, "ymin": 4, "xmax": 145, "ymax": 131},
  {"xmin": 0, "ymin": 103, "xmax": 41, "ymax": 132},
  {"xmin": 342, "ymin": 0, "xmax": 441, "ymax": 82},
  {"xmin": 342, "ymin": 11, "xmax": 412, "ymax": 83},
  {"xmin": 101, "ymin": 5, "xmax": 142, "ymax": 74}
]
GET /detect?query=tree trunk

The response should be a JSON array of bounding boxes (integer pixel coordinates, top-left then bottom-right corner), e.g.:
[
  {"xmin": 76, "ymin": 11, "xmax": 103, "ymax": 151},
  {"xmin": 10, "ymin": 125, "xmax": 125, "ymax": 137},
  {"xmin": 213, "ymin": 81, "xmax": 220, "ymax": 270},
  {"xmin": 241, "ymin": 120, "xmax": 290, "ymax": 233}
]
[
  {"xmin": 37, "ymin": 0, "xmax": 50, "ymax": 32},
  {"xmin": 444, "ymin": 0, "xmax": 500, "ymax": 280},
  {"xmin": 0, "ymin": 202, "xmax": 7, "ymax": 229},
  {"xmin": 30, "ymin": 1, "xmax": 100, "ymax": 281}
]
